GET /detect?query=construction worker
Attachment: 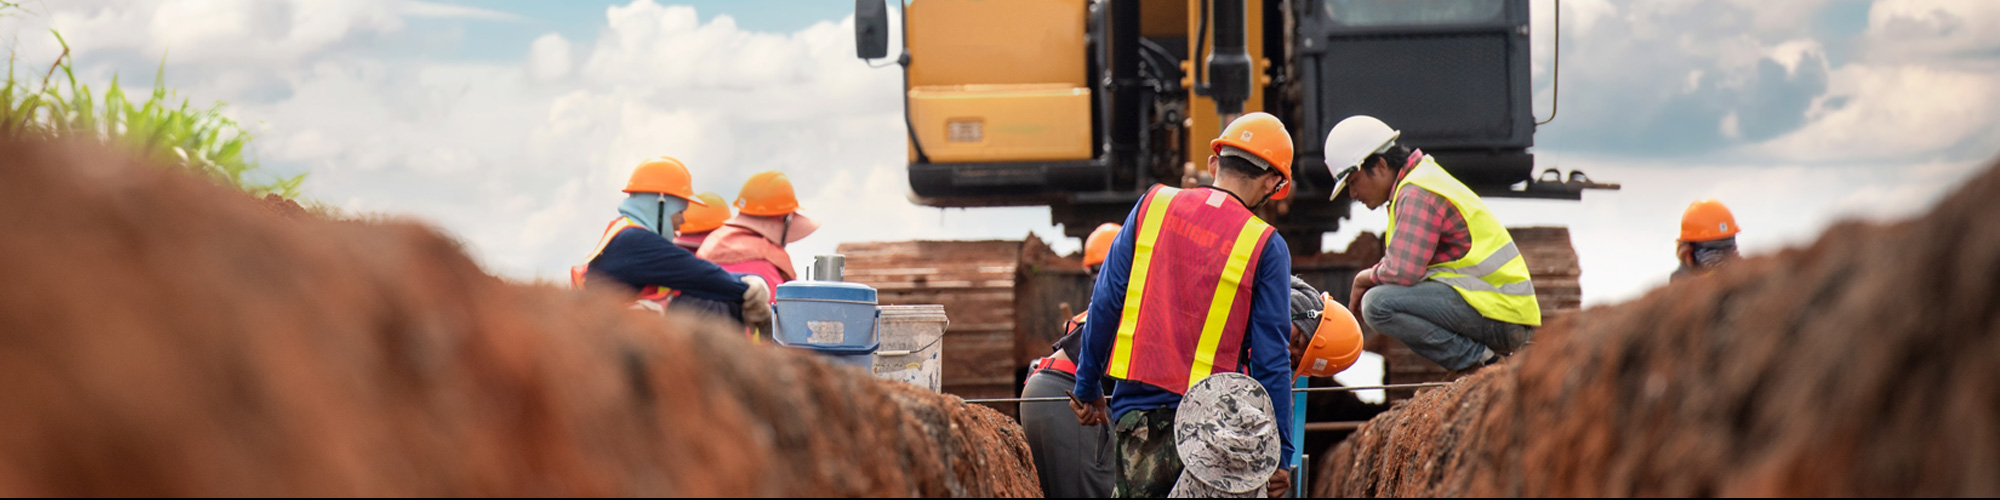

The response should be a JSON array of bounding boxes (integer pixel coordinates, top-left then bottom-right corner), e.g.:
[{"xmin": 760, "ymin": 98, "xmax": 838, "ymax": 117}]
[
  {"xmin": 674, "ymin": 193, "xmax": 731, "ymax": 251},
  {"xmin": 1070, "ymin": 112, "xmax": 1298, "ymax": 499},
  {"xmin": 1324, "ymin": 115, "xmax": 1539, "ymax": 373},
  {"xmin": 1672, "ymin": 199, "xmax": 1741, "ymax": 282},
  {"xmin": 573, "ymin": 157, "xmax": 772, "ymax": 325},
  {"xmin": 698, "ymin": 171, "xmax": 820, "ymax": 289},
  {"xmin": 1021, "ymin": 222, "xmax": 1121, "ymax": 498}
]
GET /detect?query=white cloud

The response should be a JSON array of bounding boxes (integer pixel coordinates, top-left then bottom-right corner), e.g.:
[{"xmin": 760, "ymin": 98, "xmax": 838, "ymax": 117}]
[
  {"xmin": 527, "ymin": 33, "xmax": 573, "ymax": 81},
  {"xmin": 1755, "ymin": 64, "xmax": 2000, "ymax": 161},
  {"xmin": 397, "ymin": 1, "xmax": 519, "ymax": 21},
  {"xmin": 11, "ymin": 0, "xmax": 2000, "ymax": 311},
  {"xmin": 1865, "ymin": 0, "xmax": 2000, "ymax": 66},
  {"xmin": 1768, "ymin": 39, "xmax": 1826, "ymax": 76}
]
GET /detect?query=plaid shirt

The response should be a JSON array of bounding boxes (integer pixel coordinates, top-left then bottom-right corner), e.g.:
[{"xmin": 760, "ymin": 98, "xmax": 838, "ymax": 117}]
[{"xmin": 1374, "ymin": 156, "xmax": 1472, "ymax": 287}]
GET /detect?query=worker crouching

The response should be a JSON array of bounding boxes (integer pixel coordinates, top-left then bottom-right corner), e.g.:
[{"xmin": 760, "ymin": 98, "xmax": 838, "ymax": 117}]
[{"xmin": 1325, "ymin": 115, "xmax": 1540, "ymax": 373}]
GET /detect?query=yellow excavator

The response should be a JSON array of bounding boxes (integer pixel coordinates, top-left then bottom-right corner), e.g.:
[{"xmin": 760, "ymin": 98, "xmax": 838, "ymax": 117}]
[
  {"xmin": 853, "ymin": 0, "xmax": 1615, "ymax": 253},
  {"xmin": 844, "ymin": 4, "xmax": 1618, "ymax": 481}
]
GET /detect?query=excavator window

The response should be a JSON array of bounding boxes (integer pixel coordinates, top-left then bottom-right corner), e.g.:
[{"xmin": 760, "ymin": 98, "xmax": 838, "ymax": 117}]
[{"xmin": 1322, "ymin": 0, "xmax": 1504, "ymax": 26}]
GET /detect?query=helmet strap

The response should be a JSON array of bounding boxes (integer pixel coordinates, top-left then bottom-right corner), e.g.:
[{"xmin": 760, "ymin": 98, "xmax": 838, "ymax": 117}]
[
  {"xmin": 1245, "ymin": 177, "xmax": 1284, "ymax": 210},
  {"xmin": 655, "ymin": 196, "xmax": 667, "ymax": 235},
  {"xmin": 779, "ymin": 213, "xmax": 793, "ymax": 249}
]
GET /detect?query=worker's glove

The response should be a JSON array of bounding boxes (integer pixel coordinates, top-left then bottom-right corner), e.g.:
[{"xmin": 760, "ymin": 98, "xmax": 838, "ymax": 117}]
[{"xmin": 740, "ymin": 276, "xmax": 773, "ymax": 324}]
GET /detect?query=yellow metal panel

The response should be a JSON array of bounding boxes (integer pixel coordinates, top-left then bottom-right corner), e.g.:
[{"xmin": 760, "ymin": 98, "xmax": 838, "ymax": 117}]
[
  {"xmin": 1185, "ymin": 0, "xmax": 1268, "ymax": 168},
  {"xmin": 907, "ymin": 84, "xmax": 1094, "ymax": 163},
  {"xmin": 907, "ymin": 0, "xmax": 1088, "ymax": 88}
]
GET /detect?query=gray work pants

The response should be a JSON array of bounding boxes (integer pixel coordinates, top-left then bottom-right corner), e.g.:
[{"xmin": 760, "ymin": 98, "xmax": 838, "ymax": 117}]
[
  {"xmin": 1021, "ymin": 369, "xmax": 1115, "ymax": 498},
  {"xmin": 1361, "ymin": 281, "xmax": 1534, "ymax": 371}
]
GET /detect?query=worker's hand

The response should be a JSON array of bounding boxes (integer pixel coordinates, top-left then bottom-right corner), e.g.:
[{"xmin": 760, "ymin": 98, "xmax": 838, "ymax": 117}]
[
  {"xmin": 1267, "ymin": 467, "xmax": 1293, "ymax": 498},
  {"xmin": 740, "ymin": 276, "xmax": 772, "ymax": 324},
  {"xmin": 1349, "ymin": 270, "xmax": 1374, "ymax": 318},
  {"xmin": 1070, "ymin": 393, "xmax": 1110, "ymax": 427}
]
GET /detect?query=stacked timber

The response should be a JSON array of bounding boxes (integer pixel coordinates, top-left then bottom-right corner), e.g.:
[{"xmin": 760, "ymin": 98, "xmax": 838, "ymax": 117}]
[{"xmin": 838, "ymin": 240, "xmax": 1024, "ymax": 415}]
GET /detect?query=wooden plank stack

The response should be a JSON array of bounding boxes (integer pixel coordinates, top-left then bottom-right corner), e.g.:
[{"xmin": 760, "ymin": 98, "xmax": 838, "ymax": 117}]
[{"xmin": 838, "ymin": 240, "xmax": 1023, "ymax": 415}]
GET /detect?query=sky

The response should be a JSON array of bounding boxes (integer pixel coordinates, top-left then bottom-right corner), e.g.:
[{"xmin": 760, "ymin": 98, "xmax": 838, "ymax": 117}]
[{"xmin": 9, "ymin": 0, "xmax": 2000, "ymax": 312}]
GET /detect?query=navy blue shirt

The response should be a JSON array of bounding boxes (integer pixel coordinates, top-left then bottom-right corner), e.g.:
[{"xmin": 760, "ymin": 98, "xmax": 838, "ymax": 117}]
[
  {"xmin": 1071, "ymin": 187, "xmax": 1296, "ymax": 467},
  {"xmin": 588, "ymin": 226, "xmax": 749, "ymax": 303}
]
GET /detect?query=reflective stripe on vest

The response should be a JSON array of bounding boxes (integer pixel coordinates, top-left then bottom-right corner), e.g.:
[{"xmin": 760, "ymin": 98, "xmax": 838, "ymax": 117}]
[
  {"xmin": 1384, "ymin": 157, "xmax": 1542, "ymax": 326},
  {"xmin": 1107, "ymin": 185, "xmax": 1275, "ymax": 394},
  {"xmin": 572, "ymin": 217, "xmax": 674, "ymax": 301}
]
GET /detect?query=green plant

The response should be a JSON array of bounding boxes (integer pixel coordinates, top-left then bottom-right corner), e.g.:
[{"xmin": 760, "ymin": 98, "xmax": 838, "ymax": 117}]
[{"xmin": 2, "ymin": 30, "xmax": 304, "ymax": 199}]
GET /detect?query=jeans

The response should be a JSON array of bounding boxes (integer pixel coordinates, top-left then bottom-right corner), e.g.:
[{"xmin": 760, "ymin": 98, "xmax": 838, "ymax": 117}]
[{"xmin": 1361, "ymin": 281, "xmax": 1534, "ymax": 371}]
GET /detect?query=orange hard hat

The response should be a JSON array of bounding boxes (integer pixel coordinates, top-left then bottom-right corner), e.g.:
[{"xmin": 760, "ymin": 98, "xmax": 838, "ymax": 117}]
[
  {"xmin": 735, "ymin": 171, "xmax": 801, "ymax": 216},
  {"xmin": 1297, "ymin": 293, "xmax": 1363, "ymax": 378},
  {"xmin": 1209, "ymin": 112, "xmax": 1296, "ymax": 200},
  {"xmin": 678, "ymin": 192, "xmax": 731, "ymax": 234},
  {"xmin": 1680, "ymin": 199, "xmax": 1740, "ymax": 242},
  {"xmin": 624, "ymin": 156, "xmax": 704, "ymax": 204},
  {"xmin": 1083, "ymin": 223, "xmax": 1121, "ymax": 268}
]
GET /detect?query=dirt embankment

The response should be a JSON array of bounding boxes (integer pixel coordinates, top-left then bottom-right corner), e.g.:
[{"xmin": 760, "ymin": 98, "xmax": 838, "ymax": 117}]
[
  {"xmin": 1317, "ymin": 159, "xmax": 2000, "ymax": 497},
  {"xmin": 0, "ymin": 141, "xmax": 1037, "ymax": 497}
]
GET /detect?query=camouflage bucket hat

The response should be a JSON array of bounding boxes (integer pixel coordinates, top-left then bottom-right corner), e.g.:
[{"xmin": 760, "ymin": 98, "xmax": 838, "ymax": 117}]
[{"xmin": 1172, "ymin": 372, "xmax": 1281, "ymax": 494}]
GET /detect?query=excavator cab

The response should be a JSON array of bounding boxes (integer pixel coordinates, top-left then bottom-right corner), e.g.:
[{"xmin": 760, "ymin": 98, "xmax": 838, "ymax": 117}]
[{"xmin": 856, "ymin": 0, "xmax": 1615, "ymax": 253}]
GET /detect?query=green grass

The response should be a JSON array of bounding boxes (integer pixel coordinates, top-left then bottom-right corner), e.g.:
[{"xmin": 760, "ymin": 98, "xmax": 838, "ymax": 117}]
[{"xmin": 2, "ymin": 30, "xmax": 304, "ymax": 199}]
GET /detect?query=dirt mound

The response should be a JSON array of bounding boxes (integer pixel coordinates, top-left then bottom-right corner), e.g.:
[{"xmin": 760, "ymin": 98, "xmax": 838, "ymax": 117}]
[
  {"xmin": 1317, "ymin": 159, "xmax": 2000, "ymax": 497},
  {"xmin": 256, "ymin": 194, "xmax": 310, "ymax": 219},
  {"xmin": 0, "ymin": 140, "xmax": 1037, "ymax": 497}
]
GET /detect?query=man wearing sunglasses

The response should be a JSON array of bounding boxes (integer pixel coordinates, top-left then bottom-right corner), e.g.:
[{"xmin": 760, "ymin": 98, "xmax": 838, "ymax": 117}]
[
  {"xmin": 1324, "ymin": 115, "xmax": 1540, "ymax": 374},
  {"xmin": 1069, "ymin": 112, "xmax": 1299, "ymax": 498}
]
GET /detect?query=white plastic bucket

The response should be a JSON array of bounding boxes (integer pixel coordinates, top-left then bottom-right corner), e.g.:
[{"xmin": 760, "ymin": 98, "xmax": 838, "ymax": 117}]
[{"xmin": 873, "ymin": 305, "xmax": 948, "ymax": 391}]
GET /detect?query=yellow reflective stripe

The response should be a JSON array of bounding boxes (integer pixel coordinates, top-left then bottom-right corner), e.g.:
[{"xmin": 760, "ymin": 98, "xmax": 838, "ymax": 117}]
[
  {"xmin": 584, "ymin": 217, "xmax": 643, "ymax": 263},
  {"xmin": 1186, "ymin": 218, "xmax": 1270, "ymax": 389},
  {"xmin": 1108, "ymin": 188, "xmax": 1180, "ymax": 379}
]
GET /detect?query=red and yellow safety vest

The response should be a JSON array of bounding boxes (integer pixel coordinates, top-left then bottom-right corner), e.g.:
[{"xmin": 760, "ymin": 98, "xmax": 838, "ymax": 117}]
[
  {"xmin": 571, "ymin": 217, "xmax": 676, "ymax": 304},
  {"xmin": 1106, "ymin": 185, "xmax": 1275, "ymax": 394}
]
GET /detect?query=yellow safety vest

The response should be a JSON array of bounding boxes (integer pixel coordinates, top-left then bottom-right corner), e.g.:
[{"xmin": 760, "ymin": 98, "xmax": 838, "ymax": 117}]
[
  {"xmin": 571, "ymin": 217, "xmax": 675, "ymax": 303},
  {"xmin": 1384, "ymin": 157, "xmax": 1542, "ymax": 326}
]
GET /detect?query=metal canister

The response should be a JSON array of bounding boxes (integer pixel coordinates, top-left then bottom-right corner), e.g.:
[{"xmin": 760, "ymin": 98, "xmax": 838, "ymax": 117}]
[{"xmin": 811, "ymin": 254, "xmax": 846, "ymax": 282}]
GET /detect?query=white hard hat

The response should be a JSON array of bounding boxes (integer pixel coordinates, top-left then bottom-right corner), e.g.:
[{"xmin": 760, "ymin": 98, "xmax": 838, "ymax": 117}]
[{"xmin": 1324, "ymin": 115, "xmax": 1401, "ymax": 200}]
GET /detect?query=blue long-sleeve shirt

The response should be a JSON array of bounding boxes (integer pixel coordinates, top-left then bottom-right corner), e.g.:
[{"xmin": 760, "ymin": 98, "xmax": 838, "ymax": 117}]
[
  {"xmin": 1072, "ymin": 187, "xmax": 1296, "ymax": 467},
  {"xmin": 588, "ymin": 226, "xmax": 749, "ymax": 303}
]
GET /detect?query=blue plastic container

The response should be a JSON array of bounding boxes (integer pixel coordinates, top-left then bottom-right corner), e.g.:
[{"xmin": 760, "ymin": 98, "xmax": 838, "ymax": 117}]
[
  {"xmin": 808, "ymin": 346, "xmax": 876, "ymax": 371},
  {"xmin": 772, "ymin": 281, "xmax": 880, "ymax": 350}
]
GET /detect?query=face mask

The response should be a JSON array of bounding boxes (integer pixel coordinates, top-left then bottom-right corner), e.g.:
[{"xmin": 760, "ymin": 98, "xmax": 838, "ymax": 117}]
[
  {"xmin": 618, "ymin": 193, "xmax": 688, "ymax": 235},
  {"xmin": 1691, "ymin": 238, "xmax": 1739, "ymax": 269}
]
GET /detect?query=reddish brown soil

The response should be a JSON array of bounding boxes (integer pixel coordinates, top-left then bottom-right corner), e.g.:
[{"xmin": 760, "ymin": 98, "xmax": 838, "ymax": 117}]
[
  {"xmin": 1317, "ymin": 159, "xmax": 2000, "ymax": 497},
  {"xmin": 0, "ymin": 141, "xmax": 1037, "ymax": 497}
]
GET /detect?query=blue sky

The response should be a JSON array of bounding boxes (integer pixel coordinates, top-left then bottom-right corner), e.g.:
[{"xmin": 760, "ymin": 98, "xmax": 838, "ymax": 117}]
[{"xmin": 9, "ymin": 0, "xmax": 2000, "ymax": 309}]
